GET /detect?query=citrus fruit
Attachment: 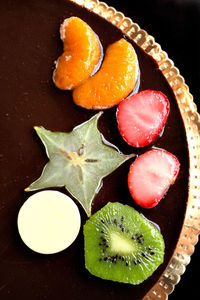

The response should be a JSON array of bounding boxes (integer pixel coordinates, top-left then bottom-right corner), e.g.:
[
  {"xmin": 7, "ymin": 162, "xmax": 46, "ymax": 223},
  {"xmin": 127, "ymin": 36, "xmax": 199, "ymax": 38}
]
[{"xmin": 53, "ymin": 17, "xmax": 102, "ymax": 90}]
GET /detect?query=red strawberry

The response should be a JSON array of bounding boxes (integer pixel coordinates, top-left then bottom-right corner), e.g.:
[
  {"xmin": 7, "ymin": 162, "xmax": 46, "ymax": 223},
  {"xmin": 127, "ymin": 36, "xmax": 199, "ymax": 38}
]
[
  {"xmin": 117, "ymin": 90, "xmax": 170, "ymax": 147},
  {"xmin": 128, "ymin": 149, "xmax": 180, "ymax": 208}
]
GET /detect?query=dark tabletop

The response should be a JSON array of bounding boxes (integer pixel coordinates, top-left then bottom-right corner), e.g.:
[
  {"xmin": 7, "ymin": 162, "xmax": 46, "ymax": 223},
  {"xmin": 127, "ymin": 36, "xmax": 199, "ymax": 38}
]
[{"xmin": 105, "ymin": 0, "xmax": 200, "ymax": 299}]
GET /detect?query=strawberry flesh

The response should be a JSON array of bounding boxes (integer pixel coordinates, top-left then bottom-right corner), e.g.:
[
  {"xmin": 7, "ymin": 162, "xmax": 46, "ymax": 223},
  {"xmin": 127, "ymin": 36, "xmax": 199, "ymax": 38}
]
[
  {"xmin": 128, "ymin": 149, "xmax": 180, "ymax": 208},
  {"xmin": 117, "ymin": 90, "xmax": 170, "ymax": 147}
]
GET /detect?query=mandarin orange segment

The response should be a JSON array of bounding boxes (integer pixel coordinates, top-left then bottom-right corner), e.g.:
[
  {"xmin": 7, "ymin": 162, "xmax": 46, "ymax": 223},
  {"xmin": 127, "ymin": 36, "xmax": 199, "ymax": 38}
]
[
  {"xmin": 73, "ymin": 38, "xmax": 139, "ymax": 109},
  {"xmin": 53, "ymin": 17, "xmax": 102, "ymax": 90}
]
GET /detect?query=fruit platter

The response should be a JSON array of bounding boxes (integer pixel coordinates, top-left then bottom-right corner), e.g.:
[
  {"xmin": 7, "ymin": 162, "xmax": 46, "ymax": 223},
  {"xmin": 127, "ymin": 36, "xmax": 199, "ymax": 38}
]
[{"xmin": 0, "ymin": 0, "xmax": 200, "ymax": 299}]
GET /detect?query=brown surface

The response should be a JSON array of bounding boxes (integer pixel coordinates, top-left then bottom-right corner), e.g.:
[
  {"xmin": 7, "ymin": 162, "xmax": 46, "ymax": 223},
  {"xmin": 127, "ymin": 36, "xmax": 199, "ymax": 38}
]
[{"xmin": 0, "ymin": 0, "xmax": 189, "ymax": 299}]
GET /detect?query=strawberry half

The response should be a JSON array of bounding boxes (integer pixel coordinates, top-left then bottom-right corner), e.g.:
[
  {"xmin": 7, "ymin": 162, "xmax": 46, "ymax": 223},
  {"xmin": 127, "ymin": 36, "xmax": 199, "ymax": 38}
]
[
  {"xmin": 128, "ymin": 149, "xmax": 180, "ymax": 208},
  {"xmin": 117, "ymin": 90, "xmax": 170, "ymax": 147}
]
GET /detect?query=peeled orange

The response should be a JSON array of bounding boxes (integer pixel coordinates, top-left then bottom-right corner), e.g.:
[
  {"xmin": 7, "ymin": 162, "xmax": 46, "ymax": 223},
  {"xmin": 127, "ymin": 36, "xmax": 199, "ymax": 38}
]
[
  {"xmin": 73, "ymin": 38, "xmax": 139, "ymax": 109},
  {"xmin": 53, "ymin": 17, "xmax": 102, "ymax": 90}
]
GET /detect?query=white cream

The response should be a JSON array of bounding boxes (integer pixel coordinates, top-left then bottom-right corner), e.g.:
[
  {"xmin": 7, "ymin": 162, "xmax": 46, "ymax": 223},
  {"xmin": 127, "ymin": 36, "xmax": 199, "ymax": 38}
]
[{"xmin": 17, "ymin": 190, "xmax": 81, "ymax": 254}]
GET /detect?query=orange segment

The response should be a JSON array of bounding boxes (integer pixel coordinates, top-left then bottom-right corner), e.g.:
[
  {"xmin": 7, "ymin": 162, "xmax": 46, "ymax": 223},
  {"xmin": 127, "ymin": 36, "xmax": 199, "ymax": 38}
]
[
  {"xmin": 73, "ymin": 38, "xmax": 139, "ymax": 109},
  {"xmin": 53, "ymin": 17, "xmax": 102, "ymax": 90}
]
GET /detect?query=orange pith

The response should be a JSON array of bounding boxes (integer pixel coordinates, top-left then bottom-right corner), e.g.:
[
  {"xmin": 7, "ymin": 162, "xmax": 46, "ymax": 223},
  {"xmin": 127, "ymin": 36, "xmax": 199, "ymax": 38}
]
[
  {"xmin": 73, "ymin": 38, "xmax": 138, "ymax": 109},
  {"xmin": 53, "ymin": 17, "xmax": 101, "ymax": 90}
]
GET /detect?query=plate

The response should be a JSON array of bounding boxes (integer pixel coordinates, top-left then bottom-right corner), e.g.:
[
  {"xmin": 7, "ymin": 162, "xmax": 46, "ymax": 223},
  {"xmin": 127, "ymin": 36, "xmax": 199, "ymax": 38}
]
[{"xmin": 70, "ymin": 0, "xmax": 200, "ymax": 299}]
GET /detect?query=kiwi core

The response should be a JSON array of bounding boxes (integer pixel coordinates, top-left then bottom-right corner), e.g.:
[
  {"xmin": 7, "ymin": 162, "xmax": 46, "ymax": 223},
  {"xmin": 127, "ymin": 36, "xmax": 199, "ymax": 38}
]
[{"xmin": 110, "ymin": 231, "xmax": 137, "ymax": 254}]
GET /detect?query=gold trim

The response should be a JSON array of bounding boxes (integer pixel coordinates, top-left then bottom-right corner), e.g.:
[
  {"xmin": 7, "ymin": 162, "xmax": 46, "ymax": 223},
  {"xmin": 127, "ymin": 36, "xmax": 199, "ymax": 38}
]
[{"xmin": 71, "ymin": 0, "xmax": 200, "ymax": 299}]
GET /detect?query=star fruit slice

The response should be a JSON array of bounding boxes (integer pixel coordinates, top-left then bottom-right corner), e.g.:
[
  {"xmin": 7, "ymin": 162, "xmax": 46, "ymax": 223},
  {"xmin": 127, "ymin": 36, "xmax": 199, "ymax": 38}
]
[{"xmin": 25, "ymin": 113, "xmax": 135, "ymax": 216}]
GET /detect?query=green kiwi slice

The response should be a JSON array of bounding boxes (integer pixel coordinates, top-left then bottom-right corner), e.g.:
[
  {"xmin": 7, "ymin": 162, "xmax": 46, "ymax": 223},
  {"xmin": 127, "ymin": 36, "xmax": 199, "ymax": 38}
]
[{"xmin": 84, "ymin": 202, "xmax": 165, "ymax": 285}]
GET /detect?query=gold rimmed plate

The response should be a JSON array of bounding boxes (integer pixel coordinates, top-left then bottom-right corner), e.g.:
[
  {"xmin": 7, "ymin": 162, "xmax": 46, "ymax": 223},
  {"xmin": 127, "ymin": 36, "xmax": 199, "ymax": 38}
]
[
  {"xmin": 1, "ymin": 1, "xmax": 199, "ymax": 299},
  {"xmin": 70, "ymin": 0, "xmax": 200, "ymax": 299}
]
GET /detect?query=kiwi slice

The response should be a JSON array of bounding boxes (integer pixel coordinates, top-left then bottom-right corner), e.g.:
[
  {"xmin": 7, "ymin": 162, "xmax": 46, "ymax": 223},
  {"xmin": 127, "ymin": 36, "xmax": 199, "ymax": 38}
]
[{"xmin": 84, "ymin": 202, "xmax": 165, "ymax": 285}]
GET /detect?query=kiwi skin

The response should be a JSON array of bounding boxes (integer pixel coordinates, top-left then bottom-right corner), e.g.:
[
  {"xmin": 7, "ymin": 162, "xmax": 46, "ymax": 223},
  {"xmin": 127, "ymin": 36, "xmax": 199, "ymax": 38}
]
[{"xmin": 84, "ymin": 202, "xmax": 165, "ymax": 285}]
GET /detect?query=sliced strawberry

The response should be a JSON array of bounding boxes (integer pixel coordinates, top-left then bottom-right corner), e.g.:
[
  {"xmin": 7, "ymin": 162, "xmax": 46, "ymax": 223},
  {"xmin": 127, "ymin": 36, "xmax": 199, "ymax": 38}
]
[
  {"xmin": 128, "ymin": 149, "xmax": 180, "ymax": 208},
  {"xmin": 117, "ymin": 90, "xmax": 170, "ymax": 147}
]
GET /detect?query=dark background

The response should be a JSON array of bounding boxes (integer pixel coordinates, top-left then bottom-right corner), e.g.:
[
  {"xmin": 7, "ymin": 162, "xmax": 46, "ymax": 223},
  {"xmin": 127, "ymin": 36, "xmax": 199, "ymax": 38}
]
[{"xmin": 105, "ymin": 0, "xmax": 199, "ymax": 299}]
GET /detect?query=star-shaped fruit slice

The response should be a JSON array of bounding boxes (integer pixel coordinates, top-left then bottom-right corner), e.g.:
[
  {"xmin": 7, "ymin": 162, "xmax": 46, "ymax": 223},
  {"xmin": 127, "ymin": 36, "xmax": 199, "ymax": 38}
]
[{"xmin": 25, "ymin": 113, "xmax": 135, "ymax": 216}]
